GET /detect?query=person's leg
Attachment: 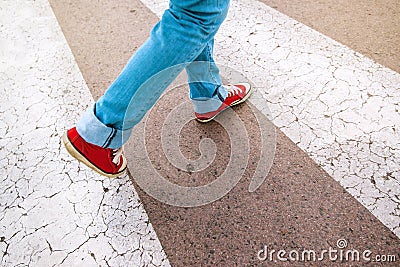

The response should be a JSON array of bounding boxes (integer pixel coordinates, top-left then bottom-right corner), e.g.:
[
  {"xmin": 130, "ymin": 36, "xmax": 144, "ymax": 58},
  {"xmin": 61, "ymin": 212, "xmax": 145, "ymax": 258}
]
[
  {"xmin": 185, "ymin": 39, "xmax": 228, "ymax": 115},
  {"xmin": 76, "ymin": 0, "xmax": 230, "ymax": 149},
  {"xmin": 186, "ymin": 38, "xmax": 253, "ymax": 123}
]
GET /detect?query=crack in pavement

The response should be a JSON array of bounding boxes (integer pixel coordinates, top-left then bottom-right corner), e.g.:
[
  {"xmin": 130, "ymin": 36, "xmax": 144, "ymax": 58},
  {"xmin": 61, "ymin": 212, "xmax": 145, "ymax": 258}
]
[
  {"xmin": 139, "ymin": 0, "xmax": 400, "ymax": 237},
  {"xmin": 0, "ymin": 0, "xmax": 170, "ymax": 266}
]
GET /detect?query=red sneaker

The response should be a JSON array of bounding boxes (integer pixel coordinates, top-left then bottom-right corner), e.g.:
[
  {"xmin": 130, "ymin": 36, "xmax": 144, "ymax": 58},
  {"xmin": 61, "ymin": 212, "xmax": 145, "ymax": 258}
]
[
  {"xmin": 62, "ymin": 127, "xmax": 127, "ymax": 178},
  {"xmin": 195, "ymin": 83, "xmax": 252, "ymax": 123}
]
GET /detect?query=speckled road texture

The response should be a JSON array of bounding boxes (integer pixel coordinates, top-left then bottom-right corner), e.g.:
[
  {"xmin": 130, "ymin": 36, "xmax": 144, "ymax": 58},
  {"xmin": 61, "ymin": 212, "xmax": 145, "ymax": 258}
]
[
  {"xmin": 141, "ymin": 0, "xmax": 400, "ymax": 239},
  {"xmin": 0, "ymin": 1, "xmax": 169, "ymax": 266},
  {"xmin": 1, "ymin": 0, "xmax": 400, "ymax": 266}
]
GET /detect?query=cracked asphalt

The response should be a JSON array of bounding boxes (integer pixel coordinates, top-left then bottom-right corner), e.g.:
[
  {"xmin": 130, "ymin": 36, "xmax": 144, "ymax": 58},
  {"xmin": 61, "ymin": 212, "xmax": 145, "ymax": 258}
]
[
  {"xmin": 142, "ymin": 0, "xmax": 400, "ymax": 239},
  {"xmin": 0, "ymin": 1, "xmax": 169, "ymax": 266},
  {"xmin": 1, "ymin": 0, "xmax": 400, "ymax": 266}
]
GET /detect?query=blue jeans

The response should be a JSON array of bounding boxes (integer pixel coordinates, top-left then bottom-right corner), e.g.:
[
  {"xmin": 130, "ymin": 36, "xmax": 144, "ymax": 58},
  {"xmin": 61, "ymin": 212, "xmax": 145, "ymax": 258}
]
[{"xmin": 77, "ymin": 0, "xmax": 230, "ymax": 148}]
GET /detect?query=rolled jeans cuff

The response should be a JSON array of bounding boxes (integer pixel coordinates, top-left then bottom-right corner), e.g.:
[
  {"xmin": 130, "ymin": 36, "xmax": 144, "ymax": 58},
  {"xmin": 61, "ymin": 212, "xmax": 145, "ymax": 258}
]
[
  {"xmin": 76, "ymin": 104, "xmax": 132, "ymax": 149},
  {"xmin": 191, "ymin": 86, "xmax": 228, "ymax": 114}
]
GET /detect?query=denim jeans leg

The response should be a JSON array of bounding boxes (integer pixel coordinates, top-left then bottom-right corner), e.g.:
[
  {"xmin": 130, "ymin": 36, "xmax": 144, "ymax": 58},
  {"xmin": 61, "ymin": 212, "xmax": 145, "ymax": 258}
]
[
  {"xmin": 186, "ymin": 39, "xmax": 228, "ymax": 114},
  {"xmin": 76, "ymin": 0, "xmax": 230, "ymax": 149}
]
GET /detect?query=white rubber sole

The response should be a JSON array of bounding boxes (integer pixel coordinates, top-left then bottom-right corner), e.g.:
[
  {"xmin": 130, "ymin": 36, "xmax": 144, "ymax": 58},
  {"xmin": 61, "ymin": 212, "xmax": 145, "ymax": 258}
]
[
  {"xmin": 62, "ymin": 133, "xmax": 127, "ymax": 178},
  {"xmin": 196, "ymin": 83, "xmax": 253, "ymax": 123}
]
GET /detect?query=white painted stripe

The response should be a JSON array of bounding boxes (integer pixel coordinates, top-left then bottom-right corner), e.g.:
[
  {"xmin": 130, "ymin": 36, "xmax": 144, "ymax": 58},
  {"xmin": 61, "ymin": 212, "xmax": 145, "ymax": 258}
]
[
  {"xmin": 139, "ymin": 0, "xmax": 400, "ymax": 237},
  {"xmin": 0, "ymin": 0, "xmax": 170, "ymax": 266}
]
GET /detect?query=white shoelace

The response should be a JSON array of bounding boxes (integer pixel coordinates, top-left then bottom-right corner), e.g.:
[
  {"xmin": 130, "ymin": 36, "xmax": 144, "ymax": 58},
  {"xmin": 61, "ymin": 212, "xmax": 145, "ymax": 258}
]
[
  {"xmin": 226, "ymin": 84, "xmax": 243, "ymax": 97},
  {"xmin": 112, "ymin": 146, "xmax": 124, "ymax": 165}
]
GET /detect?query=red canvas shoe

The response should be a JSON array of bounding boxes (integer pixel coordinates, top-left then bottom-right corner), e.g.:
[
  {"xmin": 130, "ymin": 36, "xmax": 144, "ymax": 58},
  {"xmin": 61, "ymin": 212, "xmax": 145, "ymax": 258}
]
[
  {"xmin": 62, "ymin": 127, "xmax": 127, "ymax": 178},
  {"xmin": 195, "ymin": 83, "xmax": 252, "ymax": 122}
]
